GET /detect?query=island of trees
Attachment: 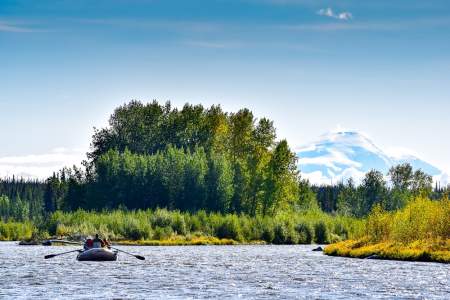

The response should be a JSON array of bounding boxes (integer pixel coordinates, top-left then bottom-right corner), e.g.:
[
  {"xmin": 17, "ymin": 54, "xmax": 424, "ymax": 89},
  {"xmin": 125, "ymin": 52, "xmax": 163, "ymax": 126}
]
[{"xmin": 0, "ymin": 101, "xmax": 448, "ymax": 262}]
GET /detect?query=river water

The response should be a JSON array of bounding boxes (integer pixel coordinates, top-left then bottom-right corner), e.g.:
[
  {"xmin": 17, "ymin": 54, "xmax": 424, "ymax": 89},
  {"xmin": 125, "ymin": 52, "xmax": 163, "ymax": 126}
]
[{"xmin": 0, "ymin": 242, "xmax": 448, "ymax": 299}]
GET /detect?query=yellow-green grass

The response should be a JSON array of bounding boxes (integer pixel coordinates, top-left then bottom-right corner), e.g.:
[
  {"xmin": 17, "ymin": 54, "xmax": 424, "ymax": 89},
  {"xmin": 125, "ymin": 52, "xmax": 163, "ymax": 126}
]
[
  {"xmin": 114, "ymin": 236, "xmax": 239, "ymax": 246},
  {"xmin": 324, "ymin": 238, "xmax": 450, "ymax": 263},
  {"xmin": 325, "ymin": 196, "xmax": 450, "ymax": 263}
]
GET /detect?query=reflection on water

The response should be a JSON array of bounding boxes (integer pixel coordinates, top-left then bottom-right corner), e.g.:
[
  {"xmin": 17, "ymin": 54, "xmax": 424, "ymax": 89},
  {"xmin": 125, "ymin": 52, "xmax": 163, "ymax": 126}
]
[{"xmin": 0, "ymin": 242, "xmax": 448, "ymax": 299}]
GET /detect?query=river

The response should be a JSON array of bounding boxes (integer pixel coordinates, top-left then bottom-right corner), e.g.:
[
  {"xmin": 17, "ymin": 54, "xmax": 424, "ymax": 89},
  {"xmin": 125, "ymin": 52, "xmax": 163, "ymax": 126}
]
[{"xmin": 0, "ymin": 242, "xmax": 448, "ymax": 299}]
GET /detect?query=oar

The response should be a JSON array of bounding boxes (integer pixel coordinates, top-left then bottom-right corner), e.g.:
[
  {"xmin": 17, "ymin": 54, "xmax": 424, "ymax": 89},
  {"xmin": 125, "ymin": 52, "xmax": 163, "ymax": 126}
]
[
  {"xmin": 110, "ymin": 246, "xmax": 145, "ymax": 260},
  {"xmin": 44, "ymin": 249, "xmax": 82, "ymax": 259}
]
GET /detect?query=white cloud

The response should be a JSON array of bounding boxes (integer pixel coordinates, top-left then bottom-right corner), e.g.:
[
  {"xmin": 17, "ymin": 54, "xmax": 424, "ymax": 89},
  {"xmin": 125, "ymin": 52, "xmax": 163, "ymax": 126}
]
[
  {"xmin": 301, "ymin": 171, "xmax": 331, "ymax": 185},
  {"xmin": 434, "ymin": 173, "xmax": 450, "ymax": 186},
  {"xmin": 301, "ymin": 168, "xmax": 367, "ymax": 186},
  {"xmin": 337, "ymin": 12, "xmax": 353, "ymax": 21},
  {"xmin": 317, "ymin": 8, "xmax": 353, "ymax": 20},
  {"xmin": 318, "ymin": 8, "xmax": 334, "ymax": 18},
  {"xmin": 0, "ymin": 148, "xmax": 87, "ymax": 180},
  {"xmin": 385, "ymin": 146, "xmax": 420, "ymax": 160},
  {"xmin": 0, "ymin": 20, "xmax": 37, "ymax": 32}
]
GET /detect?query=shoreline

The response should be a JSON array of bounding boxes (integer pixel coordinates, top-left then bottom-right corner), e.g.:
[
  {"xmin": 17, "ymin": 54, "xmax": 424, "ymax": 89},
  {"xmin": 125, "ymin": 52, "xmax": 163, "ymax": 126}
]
[
  {"xmin": 324, "ymin": 239, "xmax": 450, "ymax": 264},
  {"xmin": 12, "ymin": 236, "xmax": 268, "ymax": 247}
]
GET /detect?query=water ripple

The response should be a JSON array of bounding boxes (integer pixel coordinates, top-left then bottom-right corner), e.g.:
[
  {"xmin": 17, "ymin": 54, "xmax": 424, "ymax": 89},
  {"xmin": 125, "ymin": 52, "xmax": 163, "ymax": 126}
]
[{"xmin": 0, "ymin": 242, "xmax": 448, "ymax": 299}]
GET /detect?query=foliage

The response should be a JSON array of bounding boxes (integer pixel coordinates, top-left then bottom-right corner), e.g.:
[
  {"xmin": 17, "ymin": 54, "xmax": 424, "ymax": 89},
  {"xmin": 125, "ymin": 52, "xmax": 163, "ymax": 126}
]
[
  {"xmin": 324, "ymin": 196, "xmax": 450, "ymax": 263},
  {"xmin": 0, "ymin": 208, "xmax": 362, "ymax": 244},
  {"xmin": 320, "ymin": 164, "xmax": 439, "ymax": 216},
  {"xmin": 295, "ymin": 221, "xmax": 314, "ymax": 244},
  {"xmin": 0, "ymin": 221, "xmax": 34, "ymax": 241},
  {"xmin": 36, "ymin": 101, "xmax": 300, "ymax": 216},
  {"xmin": 314, "ymin": 220, "xmax": 329, "ymax": 244}
]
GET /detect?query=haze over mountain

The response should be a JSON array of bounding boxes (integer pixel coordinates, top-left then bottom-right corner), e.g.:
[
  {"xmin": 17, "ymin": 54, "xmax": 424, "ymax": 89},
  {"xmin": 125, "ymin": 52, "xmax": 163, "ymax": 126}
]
[{"xmin": 297, "ymin": 131, "xmax": 448, "ymax": 186}]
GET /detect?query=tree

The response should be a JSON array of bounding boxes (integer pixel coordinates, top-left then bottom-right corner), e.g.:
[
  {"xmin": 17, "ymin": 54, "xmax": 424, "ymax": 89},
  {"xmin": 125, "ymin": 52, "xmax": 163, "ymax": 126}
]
[
  {"xmin": 337, "ymin": 178, "xmax": 361, "ymax": 216},
  {"xmin": 206, "ymin": 153, "xmax": 234, "ymax": 212},
  {"xmin": 297, "ymin": 179, "xmax": 319, "ymax": 211},
  {"xmin": 388, "ymin": 163, "xmax": 413, "ymax": 190},
  {"xmin": 263, "ymin": 140, "xmax": 298, "ymax": 215},
  {"xmin": 361, "ymin": 170, "xmax": 387, "ymax": 215},
  {"xmin": 411, "ymin": 169, "xmax": 432, "ymax": 196}
]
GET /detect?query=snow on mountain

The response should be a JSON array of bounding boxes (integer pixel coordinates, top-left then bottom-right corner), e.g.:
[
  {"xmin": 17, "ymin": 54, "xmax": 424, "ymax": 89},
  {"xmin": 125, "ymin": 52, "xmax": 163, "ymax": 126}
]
[{"xmin": 296, "ymin": 131, "xmax": 448, "ymax": 185}]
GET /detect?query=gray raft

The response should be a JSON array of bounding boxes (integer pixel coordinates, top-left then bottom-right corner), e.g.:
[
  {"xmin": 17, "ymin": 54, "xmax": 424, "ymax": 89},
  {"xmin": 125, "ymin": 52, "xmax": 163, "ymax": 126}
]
[{"xmin": 76, "ymin": 248, "xmax": 118, "ymax": 261}]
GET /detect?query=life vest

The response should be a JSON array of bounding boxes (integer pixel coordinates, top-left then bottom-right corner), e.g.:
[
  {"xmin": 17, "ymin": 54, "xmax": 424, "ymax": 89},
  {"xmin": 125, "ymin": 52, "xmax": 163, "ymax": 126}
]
[{"xmin": 84, "ymin": 239, "xmax": 94, "ymax": 250}]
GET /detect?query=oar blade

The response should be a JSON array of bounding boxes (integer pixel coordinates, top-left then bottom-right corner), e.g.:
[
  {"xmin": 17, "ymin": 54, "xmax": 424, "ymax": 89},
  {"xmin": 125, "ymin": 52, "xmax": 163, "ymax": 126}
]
[
  {"xmin": 44, "ymin": 249, "xmax": 82, "ymax": 259},
  {"xmin": 135, "ymin": 255, "xmax": 145, "ymax": 260}
]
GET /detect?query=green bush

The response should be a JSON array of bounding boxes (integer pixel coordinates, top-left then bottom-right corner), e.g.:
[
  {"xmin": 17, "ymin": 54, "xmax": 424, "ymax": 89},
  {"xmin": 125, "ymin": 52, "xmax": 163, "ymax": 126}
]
[
  {"xmin": 153, "ymin": 226, "xmax": 173, "ymax": 240},
  {"xmin": 314, "ymin": 221, "xmax": 329, "ymax": 244},
  {"xmin": 171, "ymin": 213, "xmax": 187, "ymax": 235},
  {"xmin": 273, "ymin": 223, "xmax": 287, "ymax": 244},
  {"xmin": 122, "ymin": 218, "xmax": 152, "ymax": 240},
  {"xmin": 273, "ymin": 220, "xmax": 298, "ymax": 244},
  {"xmin": 332, "ymin": 221, "xmax": 349, "ymax": 240},
  {"xmin": 215, "ymin": 215, "xmax": 242, "ymax": 241},
  {"xmin": 0, "ymin": 205, "xmax": 365, "ymax": 243},
  {"xmin": 0, "ymin": 221, "xmax": 34, "ymax": 241},
  {"xmin": 151, "ymin": 209, "xmax": 172, "ymax": 228},
  {"xmin": 295, "ymin": 221, "xmax": 313, "ymax": 244},
  {"xmin": 261, "ymin": 221, "xmax": 275, "ymax": 243}
]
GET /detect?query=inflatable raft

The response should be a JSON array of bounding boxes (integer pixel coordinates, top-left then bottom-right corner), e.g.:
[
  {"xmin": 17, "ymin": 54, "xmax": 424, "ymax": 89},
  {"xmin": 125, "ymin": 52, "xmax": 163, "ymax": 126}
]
[{"xmin": 76, "ymin": 248, "xmax": 118, "ymax": 261}]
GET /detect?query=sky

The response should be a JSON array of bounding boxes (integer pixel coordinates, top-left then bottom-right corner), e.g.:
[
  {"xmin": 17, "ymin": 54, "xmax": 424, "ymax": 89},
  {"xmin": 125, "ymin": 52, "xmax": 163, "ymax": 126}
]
[{"xmin": 1, "ymin": 0, "xmax": 450, "ymax": 179}]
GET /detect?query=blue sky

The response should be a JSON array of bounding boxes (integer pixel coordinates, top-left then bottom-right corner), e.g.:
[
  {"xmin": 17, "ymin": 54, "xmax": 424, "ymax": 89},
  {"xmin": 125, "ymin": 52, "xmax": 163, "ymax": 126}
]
[{"xmin": 1, "ymin": 0, "xmax": 450, "ymax": 178}]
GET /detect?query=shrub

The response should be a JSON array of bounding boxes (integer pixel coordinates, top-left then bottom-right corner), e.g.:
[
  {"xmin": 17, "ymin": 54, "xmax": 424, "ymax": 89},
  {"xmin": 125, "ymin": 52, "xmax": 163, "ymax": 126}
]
[
  {"xmin": 261, "ymin": 221, "xmax": 275, "ymax": 243},
  {"xmin": 314, "ymin": 221, "xmax": 329, "ymax": 244},
  {"xmin": 151, "ymin": 209, "xmax": 172, "ymax": 228},
  {"xmin": 295, "ymin": 221, "xmax": 313, "ymax": 244},
  {"xmin": 0, "ymin": 221, "xmax": 34, "ymax": 241},
  {"xmin": 215, "ymin": 215, "xmax": 242, "ymax": 241},
  {"xmin": 171, "ymin": 213, "xmax": 187, "ymax": 235},
  {"xmin": 332, "ymin": 221, "xmax": 349, "ymax": 240},
  {"xmin": 123, "ymin": 219, "xmax": 152, "ymax": 240},
  {"xmin": 273, "ymin": 220, "xmax": 298, "ymax": 244},
  {"xmin": 153, "ymin": 226, "xmax": 173, "ymax": 240},
  {"xmin": 273, "ymin": 222, "xmax": 287, "ymax": 244}
]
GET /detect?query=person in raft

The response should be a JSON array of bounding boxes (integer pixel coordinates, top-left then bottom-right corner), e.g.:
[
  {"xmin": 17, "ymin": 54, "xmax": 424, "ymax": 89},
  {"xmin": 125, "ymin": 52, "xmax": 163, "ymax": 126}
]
[
  {"xmin": 93, "ymin": 234, "xmax": 103, "ymax": 248},
  {"xmin": 84, "ymin": 237, "xmax": 94, "ymax": 250},
  {"xmin": 102, "ymin": 237, "xmax": 111, "ymax": 248},
  {"xmin": 84, "ymin": 234, "xmax": 110, "ymax": 249}
]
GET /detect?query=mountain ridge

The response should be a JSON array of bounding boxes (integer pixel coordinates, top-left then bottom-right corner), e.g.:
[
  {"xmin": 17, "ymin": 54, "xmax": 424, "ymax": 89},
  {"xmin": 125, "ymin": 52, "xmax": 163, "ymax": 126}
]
[{"xmin": 296, "ymin": 131, "xmax": 448, "ymax": 185}]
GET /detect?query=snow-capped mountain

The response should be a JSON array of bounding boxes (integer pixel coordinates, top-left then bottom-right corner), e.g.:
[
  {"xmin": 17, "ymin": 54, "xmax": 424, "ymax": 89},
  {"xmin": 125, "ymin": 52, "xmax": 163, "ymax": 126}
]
[{"xmin": 296, "ymin": 131, "xmax": 448, "ymax": 185}]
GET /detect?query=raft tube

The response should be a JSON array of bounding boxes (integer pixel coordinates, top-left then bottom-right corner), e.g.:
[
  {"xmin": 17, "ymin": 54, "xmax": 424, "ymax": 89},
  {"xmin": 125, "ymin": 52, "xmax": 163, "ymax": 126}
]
[{"xmin": 77, "ymin": 248, "xmax": 118, "ymax": 261}]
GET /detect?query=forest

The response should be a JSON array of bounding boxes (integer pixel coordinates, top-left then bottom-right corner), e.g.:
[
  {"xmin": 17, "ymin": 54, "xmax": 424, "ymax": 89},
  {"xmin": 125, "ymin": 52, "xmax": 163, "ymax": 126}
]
[{"xmin": 0, "ymin": 101, "xmax": 449, "ymax": 246}]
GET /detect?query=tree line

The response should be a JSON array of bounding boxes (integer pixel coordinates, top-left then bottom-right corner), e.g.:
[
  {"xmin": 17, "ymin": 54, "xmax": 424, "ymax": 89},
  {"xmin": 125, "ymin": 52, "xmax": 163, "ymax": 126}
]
[
  {"xmin": 0, "ymin": 101, "xmax": 448, "ymax": 224},
  {"xmin": 315, "ymin": 163, "xmax": 444, "ymax": 217},
  {"xmin": 22, "ymin": 101, "xmax": 299, "ymax": 217}
]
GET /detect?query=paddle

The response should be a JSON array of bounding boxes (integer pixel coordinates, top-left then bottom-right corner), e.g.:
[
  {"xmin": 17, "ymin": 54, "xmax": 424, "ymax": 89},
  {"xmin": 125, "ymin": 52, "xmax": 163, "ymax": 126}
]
[
  {"xmin": 44, "ymin": 249, "xmax": 82, "ymax": 259},
  {"xmin": 110, "ymin": 246, "xmax": 145, "ymax": 260}
]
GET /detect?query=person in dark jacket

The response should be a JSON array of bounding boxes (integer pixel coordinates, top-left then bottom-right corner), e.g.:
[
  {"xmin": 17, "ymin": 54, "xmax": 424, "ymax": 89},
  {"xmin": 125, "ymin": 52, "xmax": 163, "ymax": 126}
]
[{"xmin": 93, "ymin": 234, "xmax": 102, "ymax": 248}]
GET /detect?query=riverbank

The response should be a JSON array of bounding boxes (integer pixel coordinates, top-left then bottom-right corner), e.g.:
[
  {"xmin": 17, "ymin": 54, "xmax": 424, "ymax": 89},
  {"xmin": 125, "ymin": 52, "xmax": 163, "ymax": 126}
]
[
  {"xmin": 324, "ymin": 239, "xmax": 450, "ymax": 263},
  {"xmin": 1, "ymin": 208, "xmax": 364, "ymax": 245},
  {"xmin": 324, "ymin": 197, "xmax": 450, "ymax": 263},
  {"xmin": 114, "ymin": 236, "xmax": 240, "ymax": 246}
]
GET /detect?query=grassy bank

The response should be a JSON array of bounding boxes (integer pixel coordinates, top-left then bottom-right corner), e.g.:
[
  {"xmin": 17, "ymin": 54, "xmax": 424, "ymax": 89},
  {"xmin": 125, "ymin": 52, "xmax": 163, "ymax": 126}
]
[
  {"xmin": 325, "ymin": 197, "xmax": 450, "ymax": 263},
  {"xmin": 115, "ymin": 236, "xmax": 238, "ymax": 246},
  {"xmin": 0, "ymin": 208, "xmax": 364, "ymax": 245},
  {"xmin": 0, "ymin": 221, "xmax": 34, "ymax": 241}
]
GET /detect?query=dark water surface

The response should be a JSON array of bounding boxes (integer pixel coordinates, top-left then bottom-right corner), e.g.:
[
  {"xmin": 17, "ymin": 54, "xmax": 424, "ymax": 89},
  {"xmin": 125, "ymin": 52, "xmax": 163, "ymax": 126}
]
[{"xmin": 0, "ymin": 242, "xmax": 448, "ymax": 299}]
